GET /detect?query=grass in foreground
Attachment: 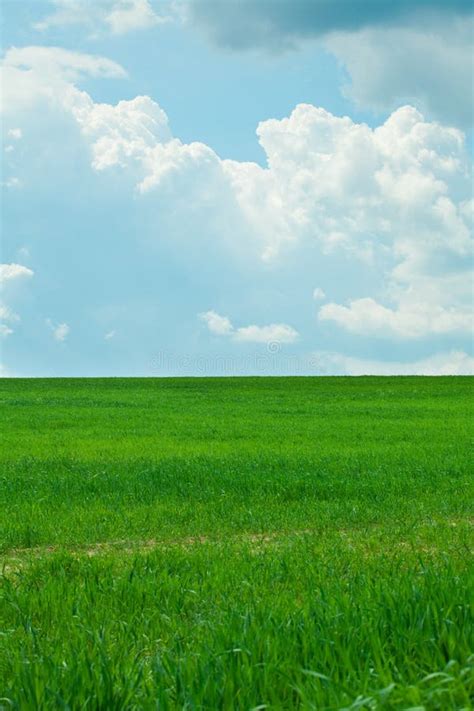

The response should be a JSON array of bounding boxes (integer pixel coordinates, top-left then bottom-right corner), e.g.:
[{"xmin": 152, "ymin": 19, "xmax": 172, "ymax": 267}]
[{"xmin": 0, "ymin": 377, "xmax": 473, "ymax": 709}]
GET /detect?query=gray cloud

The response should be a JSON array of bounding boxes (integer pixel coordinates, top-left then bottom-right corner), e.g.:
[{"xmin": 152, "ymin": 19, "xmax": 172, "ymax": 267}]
[
  {"xmin": 326, "ymin": 17, "xmax": 474, "ymax": 127},
  {"xmin": 186, "ymin": 0, "xmax": 472, "ymax": 50}
]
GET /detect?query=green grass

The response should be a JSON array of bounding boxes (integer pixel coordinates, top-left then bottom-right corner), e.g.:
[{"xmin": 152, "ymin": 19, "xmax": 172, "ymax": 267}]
[{"xmin": 1, "ymin": 377, "xmax": 473, "ymax": 709}]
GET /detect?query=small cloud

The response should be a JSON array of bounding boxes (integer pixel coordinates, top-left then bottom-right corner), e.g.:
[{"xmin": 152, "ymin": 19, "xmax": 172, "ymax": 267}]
[
  {"xmin": 312, "ymin": 287, "xmax": 326, "ymax": 301},
  {"xmin": 4, "ymin": 146, "xmax": 15, "ymax": 154},
  {"xmin": 199, "ymin": 310, "xmax": 298, "ymax": 345},
  {"xmin": 106, "ymin": 0, "xmax": 165, "ymax": 35},
  {"xmin": 3, "ymin": 177, "xmax": 23, "ymax": 189},
  {"xmin": 54, "ymin": 323, "xmax": 70, "ymax": 342},
  {"xmin": 0, "ymin": 362, "xmax": 12, "ymax": 377},
  {"xmin": 0, "ymin": 324, "xmax": 14, "ymax": 338},
  {"xmin": 104, "ymin": 329, "xmax": 116, "ymax": 340},
  {"xmin": 8, "ymin": 128, "xmax": 22, "ymax": 140},
  {"xmin": 46, "ymin": 318, "xmax": 70, "ymax": 342},
  {"xmin": 234, "ymin": 323, "xmax": 298, "ymax": 344},
  {"xmin": 0, "ymin": 304, "xmax": 19, "ymax": 322},
  {"xmin": 199, "ymin": 310, "xmax": 233, "ymax": 336},
  {"xmin": 0, "ymin": 265, "xmax": 32, "ymax": 337},
  {"xmin": 34, "ymin": 0, "xmax": 169, "ymax": 37},
  {"xmin": 0, "ymin": 263, "xmax": 34, "ymax": 285}
]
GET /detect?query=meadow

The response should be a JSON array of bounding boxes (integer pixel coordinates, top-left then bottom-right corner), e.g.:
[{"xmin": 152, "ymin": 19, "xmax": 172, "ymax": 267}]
[{"xmin": 0, "ymin": 376, "xmax": 473, "ymax": 709}]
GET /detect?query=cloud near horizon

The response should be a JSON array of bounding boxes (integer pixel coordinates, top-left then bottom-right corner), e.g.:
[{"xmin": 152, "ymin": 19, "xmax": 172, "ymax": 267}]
[
  {"xmin": 313, "ymin": 349, "xmax": 474, "ymax": 377},
  {"xmin": 200, "ymin": 311, "xmax": 299, "ymax": 345}
]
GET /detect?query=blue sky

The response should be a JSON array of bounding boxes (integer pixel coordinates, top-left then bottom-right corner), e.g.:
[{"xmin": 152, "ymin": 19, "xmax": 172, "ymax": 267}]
[{"xmin": 1, "ymin": 0, "xmax": 473, "ymax": 376}]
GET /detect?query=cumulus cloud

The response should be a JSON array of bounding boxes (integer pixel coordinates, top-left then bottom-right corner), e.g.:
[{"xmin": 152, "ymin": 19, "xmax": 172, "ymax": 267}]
[
  {"xmin": 1, "ymin": 50, "xmax": 221, "ymax": 198},
  {"xmin": 1, "ymin": 46, "xmax": 472, "ymax": 371},
  {"xmin": 200, "ymin": 310, "xmax": 298, "ymax": 344},
  {"xmin": 313, "ymin": 350, "xmax": 474, "ymax": 376},
  {"xmin": 224, "ymin": 103, "xmax": 471, "ymax": 261},
  {"xmin": 224, "ymin": 104, "xmax": 472, "ymax": 339},
  {"xmin": 78, "ymin": 95, "xmax": 172, "ymax": 171},
  {"xmin": 8, "ymin": 128, "xmax": 22, "ymax": 139},
  {"xmin": 0, "ymin": 46, "xmax": 126, "ymax": 121},
  {"xmin": 35, "ymin": 0, "xmax": 167, "ymax": 36}
]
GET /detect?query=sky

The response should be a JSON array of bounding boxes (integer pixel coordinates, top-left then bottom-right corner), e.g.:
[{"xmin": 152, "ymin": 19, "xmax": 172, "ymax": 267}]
[{"xmin": 1, "ymin": 0, "xmax": 473, "ymax": 377}]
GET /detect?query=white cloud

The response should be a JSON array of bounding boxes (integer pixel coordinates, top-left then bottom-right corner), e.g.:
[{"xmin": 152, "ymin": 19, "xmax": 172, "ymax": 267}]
[
  {"xmin": 199, "ymin": 310, "xmax": 233, "ymax": 335},
  {"xmin": 0, "ymin": 304, "xmax": 19, "ymax": 337},
  {"xmin": 1, "ymin": 49, "xmax": 472, "ymax": 363},
  {"xmin": 0, "ymin": 263, "xmax": 34, "ymax": 285},
  {"xmin": 34, "ymin": 0, "xmax": 92, "ymax": 30},
  {"xmin": 0, "ymin": 47, "xmax": 126, "ymax": 115},
  {"xmin": 234, "ymin": 323, "xmax": 298, "ymax": 344},
  {"xmin": 313, "ymin": 350, "xmax": 474, "ymax": 376},
  {"xmin": 319, "ymin": 297, "xmax": 472, "ymax": 339},
  {"xmin": 0, "ymin": 264, "xmax": 33, "ymax": 338},
  {"xmin": 35, "ymin": 0, "xmax": 168, "ymax": 36},
  {"xmin": 0, "ymin": 324, "xmax": 14, "ymax": 338},
  {"xmin": 8, "ymin": 128, "xmax": 22, "ymax": 140},
  {"xmin": 312, "ymin": 287, "xmax": 326, "ymax": 301},
  {"xmin": 0, "ymin": 304, "xmax": 19, "ymax": 322},
  {"xmin": 325, "ymin": 17, "xmax": 474, "ymax": 127},
  {"xmin": 6, "ymin": 48, "xmax": 469, "ymax": 310},
  {"xmin": 106, "ymin": 0, "xmax": 164, "ymax": 34},
  {"xmin": 47, "ymin": 319, "xmax": 70, "ymax": 342},
  {"xmin": 0, "ymin": 362, "xmax": 12, "ymax": 377},
  {"xmin": 104, "ymin": 330, "xmax": 116, "ymax": 340},
  {"xmin": 2, "ymin": 46, "xmax": 127, "ymax": 84},
  {"xmin": 54, "ymin": 323, "xmax": 70, "ymax": 341},
  {"xmin": 78, "ymin": 95, "xmax": 172, "ymax": 171},
  {"xmin": 224, "ymin": 104, "xmax": 472, "ymax": 338},
  {"xmin": 200, "ymin": 310, "xmax": 298, "ymax": 344},
  {"xmin": 225, "ymin": 103, "xmax": 471, "ymax": 261}
]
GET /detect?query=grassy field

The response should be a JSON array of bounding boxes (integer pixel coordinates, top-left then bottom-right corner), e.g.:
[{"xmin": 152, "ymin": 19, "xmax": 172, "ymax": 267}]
[{"xmin": 0, "ymin": 376, "xmax": 473, "ymax": 709}]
